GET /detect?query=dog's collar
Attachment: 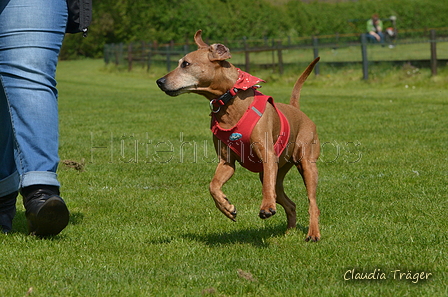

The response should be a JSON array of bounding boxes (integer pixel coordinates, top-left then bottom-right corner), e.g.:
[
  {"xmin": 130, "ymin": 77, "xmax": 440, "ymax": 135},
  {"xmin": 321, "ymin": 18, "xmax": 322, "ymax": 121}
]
[
  {"xmin": 210, "ymin": 69, "xmax": 264, "ymax": 113},
  {"xmin": 209, "ymin": 87, "xmax": 238, "ymax": 112}
]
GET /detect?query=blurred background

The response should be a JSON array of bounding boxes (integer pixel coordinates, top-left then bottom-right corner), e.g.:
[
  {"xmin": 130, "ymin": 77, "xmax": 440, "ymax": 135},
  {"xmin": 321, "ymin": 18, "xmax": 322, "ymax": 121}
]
[{"xmin": 61, "ymin": 0, "xmax": 448, "ymax": 78}]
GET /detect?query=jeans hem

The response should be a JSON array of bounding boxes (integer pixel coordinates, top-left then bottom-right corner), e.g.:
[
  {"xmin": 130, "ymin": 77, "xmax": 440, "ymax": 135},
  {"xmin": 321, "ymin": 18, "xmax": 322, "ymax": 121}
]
[
  {"xmin": 0, "ymin": 171, "xmax": 20, "ymax": 196},
  {"xmin": 20, "ymin": 171, "xmax": 60, "ymax": 189}
]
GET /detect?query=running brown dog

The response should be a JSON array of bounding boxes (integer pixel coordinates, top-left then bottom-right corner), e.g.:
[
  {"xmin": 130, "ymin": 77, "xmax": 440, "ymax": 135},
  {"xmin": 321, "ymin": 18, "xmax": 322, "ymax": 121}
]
[{"xmin": 157, "ymin": 30, "xmax": 321, "ymax": 241}]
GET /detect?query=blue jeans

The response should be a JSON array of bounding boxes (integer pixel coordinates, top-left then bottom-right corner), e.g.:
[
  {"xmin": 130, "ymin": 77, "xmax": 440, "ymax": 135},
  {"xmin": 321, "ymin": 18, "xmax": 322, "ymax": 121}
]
[
  {"xmin": 0, "ymin": 0, "xmax": 67, "ymax": 196},
  {"xmin": 366, "ymin": 32, "xmax": 385, "ymax": 44}
]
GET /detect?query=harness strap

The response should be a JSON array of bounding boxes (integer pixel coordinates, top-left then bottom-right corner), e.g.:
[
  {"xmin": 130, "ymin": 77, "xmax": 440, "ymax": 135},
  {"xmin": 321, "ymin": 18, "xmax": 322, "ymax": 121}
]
[{"xmin": 210, "ymin": 91, "xmax": 290, "ymax": 173}]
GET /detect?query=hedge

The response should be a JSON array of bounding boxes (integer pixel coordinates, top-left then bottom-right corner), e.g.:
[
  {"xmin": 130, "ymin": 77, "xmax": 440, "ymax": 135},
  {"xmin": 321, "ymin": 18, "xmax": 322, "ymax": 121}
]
[{"xmin": 61, "ymin": 0, "xmax": 448, "ymax": 59}]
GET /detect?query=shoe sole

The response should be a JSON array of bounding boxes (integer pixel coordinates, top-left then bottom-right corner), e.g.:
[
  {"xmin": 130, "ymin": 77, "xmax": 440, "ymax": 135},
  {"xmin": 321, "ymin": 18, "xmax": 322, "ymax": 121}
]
[{"xmin": 34, "ymin": 197, "xmax": 70, "ymax": 236}]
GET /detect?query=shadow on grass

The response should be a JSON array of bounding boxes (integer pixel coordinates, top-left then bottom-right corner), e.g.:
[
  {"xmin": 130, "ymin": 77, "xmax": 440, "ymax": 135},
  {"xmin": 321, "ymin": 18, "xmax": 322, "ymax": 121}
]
[
  {"xmin": 182, "ymin": 223, "xmax": 308, "ymax": 248},
  {"xmin": 10, "ymin": 210, "xmax": 84, "ymax": 237}
]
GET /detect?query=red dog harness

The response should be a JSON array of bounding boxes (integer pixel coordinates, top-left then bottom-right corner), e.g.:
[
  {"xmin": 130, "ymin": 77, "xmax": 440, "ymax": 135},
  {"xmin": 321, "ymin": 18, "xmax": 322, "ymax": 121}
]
[{"xmin": 210, "ymin": 70, "xmax": 290, "ymax": 172}]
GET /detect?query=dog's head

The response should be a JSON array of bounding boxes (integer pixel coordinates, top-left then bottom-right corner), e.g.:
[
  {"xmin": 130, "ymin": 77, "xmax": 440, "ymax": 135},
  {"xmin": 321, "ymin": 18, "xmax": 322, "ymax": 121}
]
[{"xmin": 156, "ymin": 30, "xmax": 237, "ymax": 99}]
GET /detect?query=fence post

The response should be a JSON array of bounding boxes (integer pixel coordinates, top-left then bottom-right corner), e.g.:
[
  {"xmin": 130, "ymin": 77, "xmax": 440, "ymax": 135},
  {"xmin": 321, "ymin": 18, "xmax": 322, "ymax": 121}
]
[
  {"xmin": 361, "ymin": 33, "xmax": 369, "ymax": 80},
  {"xmin": 165, "ymin": 44, "xmax": 170, "ymax": 71},
  {"xmin": 127, "ymin": 43, "xmax": 133, "ymax": 71},
  {"xmin": 277, "ymin": 41, "xmax": 284, "ymax": 75},
  {"xmin": 312, "ymin": 36, "xmax": 320, "ymax": 76},
  {"xmin": 430, "ymin": 29, "xmax": 437, "ymax": 76},
  {"xmin": 166, "ymin": 40, "xmax": 174, "ymax": 72},
  {"xmin": 147, "ymin": 42, "xmax": 152, "ymax": 71},
  {"xmin": 335, "ymin": 32, "xmax": 340, "ymax": 50},
  {"xmin": 104, "ymin": 44, "xmax": 110, "ymax": 64},
  {"xmin": 243, "ymin": 36, "xmax": 250, "ymax": 73},
  {"xmin": 115, "ymin": 43, "xmax": 123, "ymax": 66}
]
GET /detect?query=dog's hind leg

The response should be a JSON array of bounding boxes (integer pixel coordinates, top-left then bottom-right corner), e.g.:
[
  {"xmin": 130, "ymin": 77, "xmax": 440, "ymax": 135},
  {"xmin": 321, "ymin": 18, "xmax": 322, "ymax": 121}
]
[
  {"xmin": 294, "ymin": 131, "xmax": 321, "ymax": 241},
  {"xmin": 275, "ymin": 163, "xmax": 297, "ymax": 229},
  {"xmin": 296, "ymin": 160, "xmax": 320, "ymax": 241}
]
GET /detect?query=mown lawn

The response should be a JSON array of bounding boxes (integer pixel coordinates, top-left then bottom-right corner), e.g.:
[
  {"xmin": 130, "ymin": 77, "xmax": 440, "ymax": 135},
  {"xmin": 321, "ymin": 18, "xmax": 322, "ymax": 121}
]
[{"xmin": 0, "ymin": 59, "xmax": 446, "ymax": 296}]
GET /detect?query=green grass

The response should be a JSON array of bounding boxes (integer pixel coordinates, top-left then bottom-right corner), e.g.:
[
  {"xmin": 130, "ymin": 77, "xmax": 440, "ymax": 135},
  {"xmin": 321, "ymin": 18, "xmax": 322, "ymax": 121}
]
[{"xmin": 1, "ymin": 59, "xmax": 446, "ymax": 296}]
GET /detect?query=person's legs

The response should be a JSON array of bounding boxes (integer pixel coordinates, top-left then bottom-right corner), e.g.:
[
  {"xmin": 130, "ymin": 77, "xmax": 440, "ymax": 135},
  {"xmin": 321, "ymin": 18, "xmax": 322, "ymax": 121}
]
[
  {"xmin": 0, "ymin": 0, "xmax": 69, "ymax": 235},
  {"xmin": 365, "ymin": 33, "xmax": 377, "ymax": 43},
  {"xmin": 378, "ymin": 31, "xmax": 385, "ymax": 44},
  {"xmin": 0, "ymin": 0, "xmax": 67, "ymax": 185},
  {"xmin": 0, "ymin": 81, "xmax": 19, "ymax": 233}
]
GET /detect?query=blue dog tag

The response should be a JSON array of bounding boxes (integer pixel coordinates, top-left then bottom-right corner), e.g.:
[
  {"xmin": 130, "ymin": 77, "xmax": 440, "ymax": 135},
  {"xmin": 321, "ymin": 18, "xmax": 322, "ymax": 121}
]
[{"xmin": 229, "ymin": 133, "xmax": 242, "ymax": 141}]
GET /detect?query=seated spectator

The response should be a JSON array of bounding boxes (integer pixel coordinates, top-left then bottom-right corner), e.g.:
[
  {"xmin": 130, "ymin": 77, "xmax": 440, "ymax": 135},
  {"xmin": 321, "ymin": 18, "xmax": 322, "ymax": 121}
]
[{"xmin": 366, "ymin": 14, "xmax": 384, "ymax": 44}]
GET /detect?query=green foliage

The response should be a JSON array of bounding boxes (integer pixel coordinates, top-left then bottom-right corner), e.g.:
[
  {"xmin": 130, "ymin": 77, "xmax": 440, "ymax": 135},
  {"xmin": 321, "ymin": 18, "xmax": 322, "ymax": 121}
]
[
  {"xmin": 284, "ymin": 0, "xmax": 448, "ymax": 36},
  {"xmin": 62, "ymin": 0, "xmax": 448, "ymax": 59}
]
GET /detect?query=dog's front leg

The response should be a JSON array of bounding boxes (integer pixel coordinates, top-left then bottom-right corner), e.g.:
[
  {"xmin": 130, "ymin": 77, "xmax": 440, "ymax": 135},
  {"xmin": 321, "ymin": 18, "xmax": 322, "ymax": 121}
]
[{"xmin": 209, "ymin": 139, "xmax": 237, "ymax": 221}]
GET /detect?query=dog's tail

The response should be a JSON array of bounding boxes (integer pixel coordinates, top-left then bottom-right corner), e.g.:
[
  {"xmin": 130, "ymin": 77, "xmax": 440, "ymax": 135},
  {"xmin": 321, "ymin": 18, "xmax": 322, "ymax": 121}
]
[{"xmin": 290, "ymin": 57, "xmax": 320, "ymax": 108}]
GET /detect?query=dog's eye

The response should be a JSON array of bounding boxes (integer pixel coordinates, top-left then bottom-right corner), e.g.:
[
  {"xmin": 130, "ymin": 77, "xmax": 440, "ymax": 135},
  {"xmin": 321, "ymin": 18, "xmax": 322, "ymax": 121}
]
[{"xmin": 181, "ymin": 60, "xmax": 191, "ymax": 68}]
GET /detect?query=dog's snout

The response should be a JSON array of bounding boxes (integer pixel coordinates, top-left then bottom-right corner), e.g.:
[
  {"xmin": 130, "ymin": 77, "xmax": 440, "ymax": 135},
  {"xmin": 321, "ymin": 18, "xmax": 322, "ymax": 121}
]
[{"xmin": 156, "ymin": 77, "xmax": 166, "ymax": 90}]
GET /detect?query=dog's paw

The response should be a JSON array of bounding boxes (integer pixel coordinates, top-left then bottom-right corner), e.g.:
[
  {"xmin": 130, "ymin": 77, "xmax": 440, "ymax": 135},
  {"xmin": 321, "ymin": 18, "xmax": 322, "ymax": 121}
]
[
  {"xmin": 258, "ymin": 208, "xmax": 276, "ymax": 219},
  {"xmin": 305, "ymin": 235, "xmax": 320, "ymax": 242},
  {"xmin": 305, "ymin": 224, "xmax": 320, "ymax": 242},
  {"xmin": 216, "ymin": 200, "xmax": 237, "ymax": 222},
  {"xmin": 227, "ymin": 205, "xmax": 237, "ymax": 221}
]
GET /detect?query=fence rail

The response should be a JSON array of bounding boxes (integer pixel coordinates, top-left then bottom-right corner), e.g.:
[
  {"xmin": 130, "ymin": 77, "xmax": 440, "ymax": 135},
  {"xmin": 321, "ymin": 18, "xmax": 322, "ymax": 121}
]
[{"xmin": 104, "ymin": 28, "xmax": 448, "ymax": 79}]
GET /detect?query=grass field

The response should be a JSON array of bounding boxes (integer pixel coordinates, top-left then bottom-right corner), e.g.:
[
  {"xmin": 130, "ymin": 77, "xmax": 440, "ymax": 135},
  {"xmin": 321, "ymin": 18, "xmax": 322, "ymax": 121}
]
[{"xmin": 1, "ymin": 59, "xmax": 447, "ymax": 296}]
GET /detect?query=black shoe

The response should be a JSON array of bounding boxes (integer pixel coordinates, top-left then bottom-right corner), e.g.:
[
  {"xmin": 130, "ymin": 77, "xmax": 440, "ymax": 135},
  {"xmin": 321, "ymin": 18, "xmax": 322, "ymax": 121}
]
[
  {"xmin": 0, "ymin": 191, "xmax": 18, "ymax": 234},
  {"xmin": 21, "ymin": 185, "xmax": 69, "ymax": 236}
]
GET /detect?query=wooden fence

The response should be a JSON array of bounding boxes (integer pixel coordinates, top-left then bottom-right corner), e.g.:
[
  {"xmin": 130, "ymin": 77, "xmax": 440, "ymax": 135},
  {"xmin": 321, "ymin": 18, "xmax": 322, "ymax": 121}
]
[{"xmin": 104, "ymin": 28, "xmax": 448, "ymax": 79}]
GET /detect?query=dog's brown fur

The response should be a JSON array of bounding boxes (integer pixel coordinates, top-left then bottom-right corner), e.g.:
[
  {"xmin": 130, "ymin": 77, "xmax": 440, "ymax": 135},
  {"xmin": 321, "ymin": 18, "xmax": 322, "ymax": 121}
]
[{"xmin": 157, "ymin": 30, "xmax": 320, "ymax": 241}]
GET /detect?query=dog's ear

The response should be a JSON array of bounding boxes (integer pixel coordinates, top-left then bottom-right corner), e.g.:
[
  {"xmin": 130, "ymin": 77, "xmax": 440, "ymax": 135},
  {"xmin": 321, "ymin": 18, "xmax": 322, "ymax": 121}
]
[
  {"xmin": 194, "ymin": 30, "xmax": 209, "ymax": 49},
  {"xmin": 209, "ymin": 44, "xmax": 231, "ymax": 61}
]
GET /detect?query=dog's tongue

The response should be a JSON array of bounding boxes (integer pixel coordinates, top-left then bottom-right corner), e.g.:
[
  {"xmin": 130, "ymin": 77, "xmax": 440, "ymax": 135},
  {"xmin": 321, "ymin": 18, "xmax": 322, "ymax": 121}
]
[{"xmin": 233, "ymin": 69, "xmax": 265, "ymax": 90}]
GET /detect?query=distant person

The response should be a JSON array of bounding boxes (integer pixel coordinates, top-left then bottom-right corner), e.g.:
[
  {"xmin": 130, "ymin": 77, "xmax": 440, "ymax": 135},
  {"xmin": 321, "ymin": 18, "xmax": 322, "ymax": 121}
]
[{"xmin": 366, "ymin": 14, "xmax": 384, "ymax": 44}]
